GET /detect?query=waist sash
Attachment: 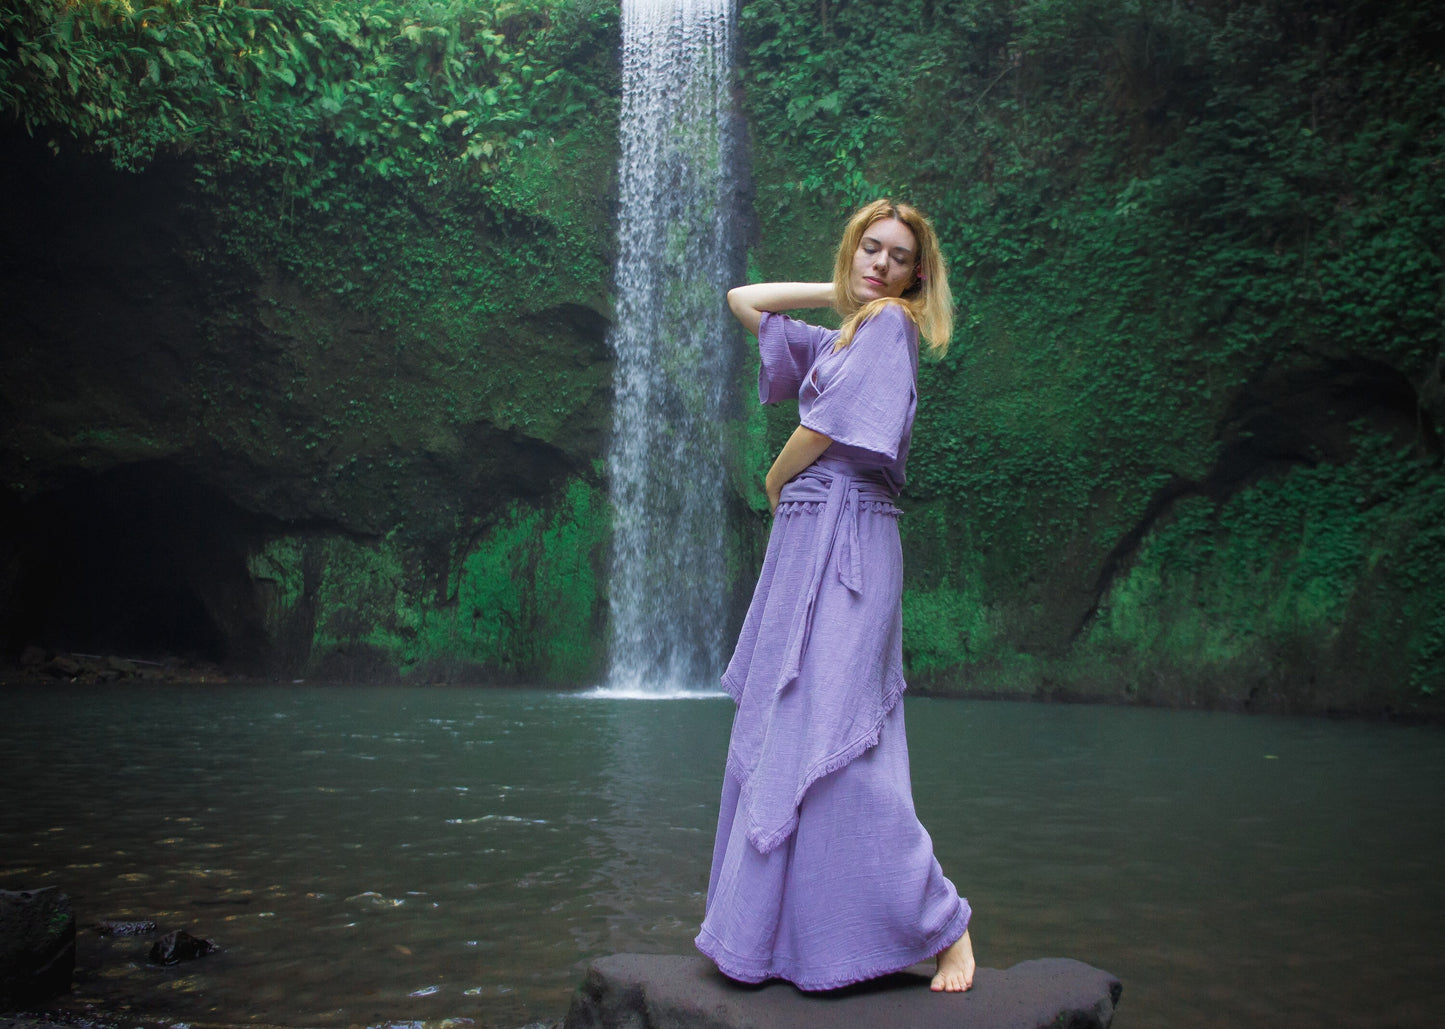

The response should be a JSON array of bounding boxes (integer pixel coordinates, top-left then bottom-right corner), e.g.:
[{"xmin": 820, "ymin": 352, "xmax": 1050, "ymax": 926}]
[
  {"xmin": 727, "ymin": 464, "xmax": 905, "ymax": 854},
  {"xmin": 773, "ymin": 467, "xmax": 896, "ymax": 696}
]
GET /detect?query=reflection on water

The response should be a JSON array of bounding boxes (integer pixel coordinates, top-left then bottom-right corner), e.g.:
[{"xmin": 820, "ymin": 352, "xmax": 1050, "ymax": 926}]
[{"xmin": 1, "ymin": 685, "xmax": 1443, "ymax": 1028}]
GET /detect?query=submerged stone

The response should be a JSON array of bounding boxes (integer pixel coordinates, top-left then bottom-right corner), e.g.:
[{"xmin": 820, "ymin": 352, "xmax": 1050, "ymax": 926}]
[
  {"xmin": 96, "ymin": 919, "xmax": 158, "ymax": 937},
  {"xmin": 563, "ymin": 953, "xmax": 1122, "ymax": 1029}
]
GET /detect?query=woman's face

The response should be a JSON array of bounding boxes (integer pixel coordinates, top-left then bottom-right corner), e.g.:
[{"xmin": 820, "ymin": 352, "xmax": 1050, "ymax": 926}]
[{"xmin": 850, "ymin": 217, "xmax": 918, "ymax": 302}]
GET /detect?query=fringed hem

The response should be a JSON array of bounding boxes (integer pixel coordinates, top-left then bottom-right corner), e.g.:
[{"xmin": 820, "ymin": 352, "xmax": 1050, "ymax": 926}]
[
  {"xmin": 720, "ymin": 668, "xmax": 744, "ymax": 705},
  {"xmin": 775, "ymin": 498, "xmax": 900, "ymax": 518},
  {"xmin": 695, "ymin": 900, "xmax": 970, "ymax": 992},
  {"xmin": 724, "ymin": 667, "xmax": 909, "ymax": 855}
]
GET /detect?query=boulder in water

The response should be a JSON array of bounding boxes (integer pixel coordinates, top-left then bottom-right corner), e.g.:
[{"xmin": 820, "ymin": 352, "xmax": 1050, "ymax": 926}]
[
  {"xmin": 563, "ymin": 953, "xmax": 1122, "ymax": 1029},
  {"xmin": 0, "ymin": 887, "xmax": 76, "ymax": 1009},
  {"xmin": 148, "ymin": 929, "xmax": 218, "ymax": 965}
]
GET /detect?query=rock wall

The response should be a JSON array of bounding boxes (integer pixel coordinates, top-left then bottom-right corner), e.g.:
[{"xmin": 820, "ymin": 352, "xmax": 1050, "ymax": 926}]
[{"xmin": 0, "ymin": 128, "xmax": 616, "ymax": 682}]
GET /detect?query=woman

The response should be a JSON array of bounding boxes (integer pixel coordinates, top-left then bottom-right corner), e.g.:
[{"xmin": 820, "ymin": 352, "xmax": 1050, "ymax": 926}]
[{"xmin": 695, "ymin": 199, "xmax": 976, "ymax": 993}]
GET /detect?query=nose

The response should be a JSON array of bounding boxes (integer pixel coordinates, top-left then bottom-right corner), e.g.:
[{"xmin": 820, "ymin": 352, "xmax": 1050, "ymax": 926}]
[{"xmin": 871, "ymin": 250, "xmax": 888, "ymax": 271}]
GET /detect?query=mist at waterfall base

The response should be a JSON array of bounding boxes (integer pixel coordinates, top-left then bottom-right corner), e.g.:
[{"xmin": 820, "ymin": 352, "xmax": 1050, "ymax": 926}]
[
  {"xmin": 5, "ymin": 684, "xmax": 1444, "ymax": 1029},
  {"xmin": 601, "ymin": 0, "xmax": 743, "ymax": 697}
]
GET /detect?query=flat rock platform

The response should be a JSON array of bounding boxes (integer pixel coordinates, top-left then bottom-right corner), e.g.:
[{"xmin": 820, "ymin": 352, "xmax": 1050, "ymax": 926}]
[{"xmin": 564, "ymin": 953, "xmax": 1122, "ymax": 1029}]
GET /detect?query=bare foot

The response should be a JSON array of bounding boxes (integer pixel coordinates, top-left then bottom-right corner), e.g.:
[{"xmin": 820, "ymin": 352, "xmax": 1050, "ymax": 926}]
[{"xmin": 930, "ymin": 929, "xmax": 975, "ymax": 992}]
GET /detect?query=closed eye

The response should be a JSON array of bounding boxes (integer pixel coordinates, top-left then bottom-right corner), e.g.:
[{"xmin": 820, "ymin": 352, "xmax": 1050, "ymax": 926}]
[{"xmin": 861, "ymin": 236, "xmax": 915, "ymax": 265}]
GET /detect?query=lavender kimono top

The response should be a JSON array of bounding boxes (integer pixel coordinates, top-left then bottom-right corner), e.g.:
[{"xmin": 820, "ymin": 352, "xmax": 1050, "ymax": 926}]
[
  {"xmin": 722, "ymin": 302, "xmax": 920, "ymax": 854},
  {"xmin": 758, "ymin": 303, "xmax": 918, "ymax": 491}
]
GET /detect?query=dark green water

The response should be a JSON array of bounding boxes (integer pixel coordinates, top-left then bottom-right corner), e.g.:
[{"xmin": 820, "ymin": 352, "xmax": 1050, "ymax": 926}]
[{"xmin": 2, "ymin": 685, "xmax": 1442, "ymax": 1028}]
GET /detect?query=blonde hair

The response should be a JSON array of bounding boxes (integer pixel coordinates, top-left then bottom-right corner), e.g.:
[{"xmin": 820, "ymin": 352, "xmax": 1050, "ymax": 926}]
[{"xmin": 831, "ymin": 198, "xmax": 953, "ymax": 357}]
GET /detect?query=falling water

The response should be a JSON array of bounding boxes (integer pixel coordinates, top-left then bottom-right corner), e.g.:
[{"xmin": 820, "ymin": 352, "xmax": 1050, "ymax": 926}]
[{"xmin": 603, "ymin": 0, "xmax": 741, "ymax": 694}]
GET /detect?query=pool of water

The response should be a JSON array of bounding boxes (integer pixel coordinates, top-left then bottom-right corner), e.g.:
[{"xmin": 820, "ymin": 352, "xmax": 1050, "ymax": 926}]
[{"xmin": 2, "ymin": 685, "xmax": 1443, "ymax": 1027}]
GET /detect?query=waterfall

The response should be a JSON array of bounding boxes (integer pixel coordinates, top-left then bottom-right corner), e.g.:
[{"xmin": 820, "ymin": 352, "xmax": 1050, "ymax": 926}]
[{"xmin": 603, "ymin": 0, "xmax": 741, "ymax": 694}]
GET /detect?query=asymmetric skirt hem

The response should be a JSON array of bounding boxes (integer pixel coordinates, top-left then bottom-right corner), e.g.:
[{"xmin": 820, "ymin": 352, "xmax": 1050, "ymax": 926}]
[
  {"xmin": 694, "ymin": 904, "xmax": 969, "ymax": 992},
  {"xmin": 697, "ymin": 701, "xmax": 970, "ymax": 993},
  {"xmin": 721, "ymin": 664, "xmax": 908, "ymax": 855}
]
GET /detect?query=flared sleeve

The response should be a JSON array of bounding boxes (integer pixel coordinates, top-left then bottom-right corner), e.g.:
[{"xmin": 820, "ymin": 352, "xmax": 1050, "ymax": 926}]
[
  {"xmin": 800, "ymin": 304, "xmax": 917, "ymax": 462},
  {"xmin": 757, "ymin": 311, "xmax": 836, "ymax": 404}
]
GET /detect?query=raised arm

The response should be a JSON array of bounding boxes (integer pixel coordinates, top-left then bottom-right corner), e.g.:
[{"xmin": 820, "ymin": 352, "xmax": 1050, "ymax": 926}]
[{"xmin": 727, "ymin": 281, "xmax": 834, "ymax": 337}]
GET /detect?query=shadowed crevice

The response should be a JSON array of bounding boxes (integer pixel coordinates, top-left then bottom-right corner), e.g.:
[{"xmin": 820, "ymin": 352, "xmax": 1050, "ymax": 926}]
[{"xmin": 1074, "ymin": 357, "xmax": 1439, "ymax": 641}]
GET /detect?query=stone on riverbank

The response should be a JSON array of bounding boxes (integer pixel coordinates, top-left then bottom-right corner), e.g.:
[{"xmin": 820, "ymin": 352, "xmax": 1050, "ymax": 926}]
[
  {"xmin": 0, "ymin": 888, "xmax": 75, "ymax": 1010},
  {"xmin": 564, "ymin": 953, "xmax": 1121, "ymax": 1029}
]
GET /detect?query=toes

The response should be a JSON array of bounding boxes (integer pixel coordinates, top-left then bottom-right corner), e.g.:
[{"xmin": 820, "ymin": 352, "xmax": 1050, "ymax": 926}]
[{"xmin": 931, "ymin": 971, "xmax": 971, "ymax": 992}]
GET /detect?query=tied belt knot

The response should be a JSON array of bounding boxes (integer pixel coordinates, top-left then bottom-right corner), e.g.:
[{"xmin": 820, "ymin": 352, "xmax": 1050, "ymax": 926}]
[{"xmin": 774, "ymin": 467, "xmax": 896, "ymax": 696}]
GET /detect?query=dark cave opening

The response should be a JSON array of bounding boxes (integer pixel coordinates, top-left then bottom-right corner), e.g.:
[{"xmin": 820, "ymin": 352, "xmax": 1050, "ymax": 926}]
[
  {"xmin": 1211, "ymin": 356, "xmax": 1439, "ymax": 487},
  {"xmin": 4, "ymin": 462, "xmax": 270, "ymax": 665}
]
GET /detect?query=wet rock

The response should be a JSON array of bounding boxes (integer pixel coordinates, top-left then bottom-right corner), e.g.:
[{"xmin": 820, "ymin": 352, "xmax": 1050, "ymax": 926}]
[
  {"xmin": 41, "ymin": 655, "xmax": 80, "ymax": 679},
  {"xmin": 20, "ymin": 651, "xmax": 159, "ymax": 685},
  {"xmin": 96, "ymin": 920, "xmax": 158, "ymax": 937},
  {"xmin": 0, "ymin": 887, "xmax": 76, "ymax": 1010},
  {"xmin": 563, "ymin": 953, "xmax": 1122, "ymax": 1029},
  {"xmin": 148, "ymin": 930, "xmax": 218, "ymax": 965},
  {"xmin": 103, "ymin": 656, "xmax": 137, "ymax": 677}
]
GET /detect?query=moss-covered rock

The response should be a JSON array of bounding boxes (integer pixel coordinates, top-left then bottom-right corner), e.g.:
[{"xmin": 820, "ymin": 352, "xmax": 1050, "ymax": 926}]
[{"xmin": 249, "ymin": 477, "xmax": 608, "ymax": 682}]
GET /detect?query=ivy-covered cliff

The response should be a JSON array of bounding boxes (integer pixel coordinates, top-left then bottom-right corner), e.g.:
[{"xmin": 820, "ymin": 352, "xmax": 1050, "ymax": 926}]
[
  {"xmin": 2, "ymin": 0, "xmax": 1441, "ymax": 714},
  {"xmin": 733, "ymin": 0, "xmax": 1445, "ymax": 714},
  {"xmin": 1, "ymin": 0, "xmax": 621, "ymax": 681}
]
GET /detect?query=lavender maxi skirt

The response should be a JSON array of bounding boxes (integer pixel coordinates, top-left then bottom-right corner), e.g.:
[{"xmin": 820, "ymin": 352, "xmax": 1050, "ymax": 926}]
[{"xmin": 695, "ymin": 475, "xmax": 970, "ymax": 990}]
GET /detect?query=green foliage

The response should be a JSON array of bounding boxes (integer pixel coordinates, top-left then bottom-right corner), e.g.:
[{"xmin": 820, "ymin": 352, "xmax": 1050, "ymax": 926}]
[
  {"xmin": 248, "ymin": 534, "xmax": 307, "ymax": 614},
  {"xmin": 0, "ymin": 0, "xmax": 621, "ymax": 318},
  {"xmin": 256, "ymin": 477, "xmax": 608, "ymax": 681},
  {"xmin": 8, "ymin": 0, "xmax": 1443, "ymax": 706},
  {"xmin": 1085, "ymin": 433, "xmax": 1445, "ymax": 700},
  {"xmin": 0, "ymin": 0, "xmax": 617, "ymax": 183},
  {"xmin": 3, "ymin": 0, "xmax": 620, "ymax": 685},
  {"xmin": 742, "ymin": 0, "xmax": 1445, "ymax": 706},
  {"xmin": 426, "ymin": 476, "xmax": 606, "ymax": 680}
]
